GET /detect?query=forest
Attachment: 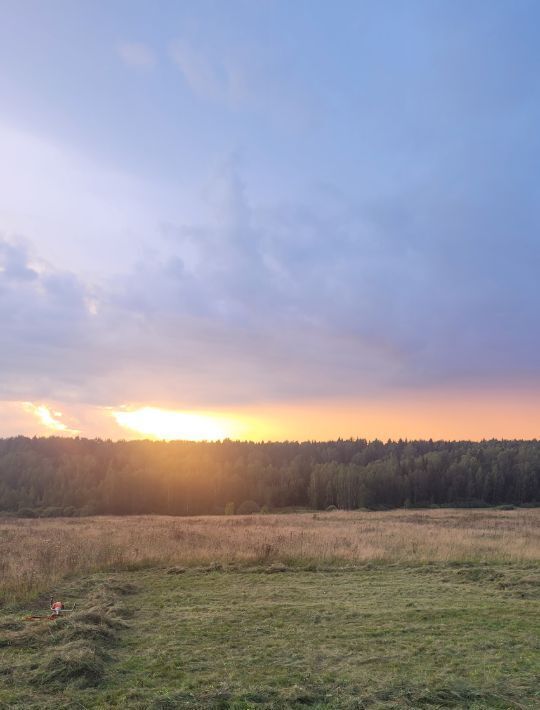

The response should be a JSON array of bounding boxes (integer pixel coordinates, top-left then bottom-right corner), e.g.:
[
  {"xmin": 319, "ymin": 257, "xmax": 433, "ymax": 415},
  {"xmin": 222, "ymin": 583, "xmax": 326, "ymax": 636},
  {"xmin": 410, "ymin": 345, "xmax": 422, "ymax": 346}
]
[{"xmin": 0, "ymin": 436, "xmax": 538, "ymax": 516}]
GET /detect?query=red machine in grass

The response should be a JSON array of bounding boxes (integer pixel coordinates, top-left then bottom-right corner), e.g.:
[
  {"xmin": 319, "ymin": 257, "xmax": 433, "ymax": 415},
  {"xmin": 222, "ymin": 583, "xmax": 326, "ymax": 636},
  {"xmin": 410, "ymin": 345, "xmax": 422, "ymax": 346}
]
[{"xmin": 25, "ymin": 597, "xmax": 76, "ymax": 621}]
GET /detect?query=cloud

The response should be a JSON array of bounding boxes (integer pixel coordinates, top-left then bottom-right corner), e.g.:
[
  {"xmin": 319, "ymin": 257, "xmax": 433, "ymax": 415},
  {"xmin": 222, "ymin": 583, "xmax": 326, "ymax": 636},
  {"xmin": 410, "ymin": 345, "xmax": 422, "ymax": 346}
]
[
  {"xmin": 0, "ymin": 400, "xmax": 128, "ymax": 438},
  {"xmin": 0, "ymin": 238, "xmax": 38, "ymax": 281},
  {"xmin": 168, "ymin": 38, "xmax": 253, "ymax": 106},
  {"xmin": 0, "ymin": 115, "xmax": 539, "ymax": 417},
  {"xmin": 0, "ymin": 121, "xmax": 181, "ymax": 277},
  {"xmin": 116, "ymin": 41, "xmax": 156, "ymax": 69},
  {"xmin": 0, "ymin": 166, "xmax": 403, "ymax": 411},
  {"xmin": 22, "ymin": 403, "xmax": 80, "ymax": 435},
  {"xmin": 167, "ymin": 38, "xmax": 309, "ymax": 125},
  {"xmin": 2, "ymin": 144, "xmax": 540, "ymax": 414}
]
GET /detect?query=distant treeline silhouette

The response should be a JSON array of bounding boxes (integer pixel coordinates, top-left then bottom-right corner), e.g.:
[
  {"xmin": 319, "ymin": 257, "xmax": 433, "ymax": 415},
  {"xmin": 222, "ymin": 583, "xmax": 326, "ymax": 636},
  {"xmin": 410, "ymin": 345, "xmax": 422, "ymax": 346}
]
[{"xmin": 0, "ymin": 437, "xmax": 538, "ymax": 516}]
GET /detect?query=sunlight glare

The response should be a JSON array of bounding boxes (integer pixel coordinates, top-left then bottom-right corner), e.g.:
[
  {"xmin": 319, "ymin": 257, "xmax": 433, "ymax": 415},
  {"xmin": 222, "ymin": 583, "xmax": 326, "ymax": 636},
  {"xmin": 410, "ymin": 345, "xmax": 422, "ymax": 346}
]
[{"xmin": 112, "ymin": 407, "xmax": 244, "ymax": 441}]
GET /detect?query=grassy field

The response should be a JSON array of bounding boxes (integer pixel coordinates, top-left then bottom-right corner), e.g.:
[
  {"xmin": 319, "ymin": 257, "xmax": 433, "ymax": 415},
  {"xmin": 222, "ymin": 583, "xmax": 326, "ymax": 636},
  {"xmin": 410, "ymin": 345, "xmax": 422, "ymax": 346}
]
[
  {"xmin": 0, "ymin": 510, "xmax": 539, "ymax": 708},
  {"xmin": 1, "ymin": 509, "xmax": 538, "ymax": 604}
]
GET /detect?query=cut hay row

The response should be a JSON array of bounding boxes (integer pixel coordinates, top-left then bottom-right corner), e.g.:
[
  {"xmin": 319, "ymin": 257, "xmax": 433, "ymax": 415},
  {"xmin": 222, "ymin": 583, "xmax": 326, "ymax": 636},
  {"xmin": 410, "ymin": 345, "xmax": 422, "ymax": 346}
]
[{"xmin": 0, "ymin": 579, "xmax": 136, "ymax": 692}]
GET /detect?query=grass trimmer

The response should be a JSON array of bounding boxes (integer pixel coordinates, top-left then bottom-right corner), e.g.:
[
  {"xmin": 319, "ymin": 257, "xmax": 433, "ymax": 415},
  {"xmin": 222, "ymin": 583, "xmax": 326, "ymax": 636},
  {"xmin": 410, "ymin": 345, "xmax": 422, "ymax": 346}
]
[{"xmin": 24, "ymin": 596, "xmax": 76, "ymax": 621}]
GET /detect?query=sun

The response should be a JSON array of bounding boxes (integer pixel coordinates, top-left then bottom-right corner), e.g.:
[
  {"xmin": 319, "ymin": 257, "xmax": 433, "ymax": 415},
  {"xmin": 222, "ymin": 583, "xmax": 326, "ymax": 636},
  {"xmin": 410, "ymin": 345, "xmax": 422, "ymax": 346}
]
[{"xmin": 111, "ymin": 406, "xmax": 244, "ymax": 441}]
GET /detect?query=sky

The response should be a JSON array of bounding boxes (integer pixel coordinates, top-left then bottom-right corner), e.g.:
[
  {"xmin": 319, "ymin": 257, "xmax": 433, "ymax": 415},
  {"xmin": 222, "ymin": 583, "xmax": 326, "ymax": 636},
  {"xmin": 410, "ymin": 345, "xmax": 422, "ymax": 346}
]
[{"xmin": 0, "ymin": 0, "xmax": 539, "ymax": 441}]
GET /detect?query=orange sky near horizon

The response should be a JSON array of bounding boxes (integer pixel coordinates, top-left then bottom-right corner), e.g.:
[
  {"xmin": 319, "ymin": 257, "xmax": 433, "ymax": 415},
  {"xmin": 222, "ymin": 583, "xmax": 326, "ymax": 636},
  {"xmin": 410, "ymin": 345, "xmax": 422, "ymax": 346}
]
[{"xmin": 1, "ymin": 387, "xmax": 539, "ymax": 442}]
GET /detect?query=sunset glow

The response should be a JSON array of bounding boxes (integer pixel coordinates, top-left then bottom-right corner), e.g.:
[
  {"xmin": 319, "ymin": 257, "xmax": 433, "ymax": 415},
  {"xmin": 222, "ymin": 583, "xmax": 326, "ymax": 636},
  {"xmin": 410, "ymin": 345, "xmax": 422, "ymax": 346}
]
[
  {"xmin": 111, "ymin": 407, "xmax": 245, "ymax": 441},
  {"xmin": 4, "ymin": 389, "xmax": 540, "ymax": 442},
  {"xmin": 22, "ymin": 403, "xmax": 80, "ymax": 436}
]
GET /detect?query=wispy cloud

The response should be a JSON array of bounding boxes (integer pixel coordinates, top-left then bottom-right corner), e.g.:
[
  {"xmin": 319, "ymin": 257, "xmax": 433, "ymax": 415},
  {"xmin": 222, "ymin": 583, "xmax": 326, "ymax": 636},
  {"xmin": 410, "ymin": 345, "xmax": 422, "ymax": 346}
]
[
  {"xmin": 22, "ymin": 403, "xmax": 80, "ymax": 435},
  {"xmin": 168, "ymin": 39, "xmax": 242, "ymax": 103},
  {"xmin": 117, "ymin": 41, "xmax": 156, "ymax": 69},
  {"xmin": 167, "ymin": 37, "xmax": 308, "ymax": 125}
]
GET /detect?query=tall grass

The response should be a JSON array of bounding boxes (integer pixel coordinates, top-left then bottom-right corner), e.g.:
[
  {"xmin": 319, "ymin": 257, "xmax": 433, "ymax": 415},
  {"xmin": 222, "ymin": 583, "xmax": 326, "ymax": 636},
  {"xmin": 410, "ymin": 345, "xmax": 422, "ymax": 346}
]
[{"xmin": 1, "ymin": 509, "xmax": 538, "ymax": 604}]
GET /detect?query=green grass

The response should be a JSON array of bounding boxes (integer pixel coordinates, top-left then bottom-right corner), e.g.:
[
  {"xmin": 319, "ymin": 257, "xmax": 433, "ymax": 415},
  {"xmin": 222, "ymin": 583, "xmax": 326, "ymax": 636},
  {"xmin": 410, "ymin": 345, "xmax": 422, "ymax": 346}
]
[{"xmin": 1, "ymin": 563, "xmax": 539, "ymax": 708}]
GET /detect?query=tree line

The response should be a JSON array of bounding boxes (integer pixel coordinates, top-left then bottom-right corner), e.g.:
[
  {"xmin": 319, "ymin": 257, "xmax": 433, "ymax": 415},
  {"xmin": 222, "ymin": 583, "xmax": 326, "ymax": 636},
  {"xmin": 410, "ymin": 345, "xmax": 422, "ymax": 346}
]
[{"xmin": 0, "ymin": 436, "xmax": 538, "ymax": 517}]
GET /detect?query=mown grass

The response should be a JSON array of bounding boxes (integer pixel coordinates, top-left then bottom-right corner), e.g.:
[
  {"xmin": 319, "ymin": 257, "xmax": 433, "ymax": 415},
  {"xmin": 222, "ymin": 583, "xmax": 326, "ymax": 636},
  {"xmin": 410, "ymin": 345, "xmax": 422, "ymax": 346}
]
[{"xmin": 1, "ymin": 561, "xmax": 539, "ymax": 708}]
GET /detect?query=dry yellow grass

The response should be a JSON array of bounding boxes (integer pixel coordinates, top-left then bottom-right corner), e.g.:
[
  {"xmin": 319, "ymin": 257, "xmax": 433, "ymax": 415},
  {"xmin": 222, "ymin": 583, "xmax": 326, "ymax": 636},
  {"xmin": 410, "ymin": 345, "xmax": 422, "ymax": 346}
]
[{"xmin": 1, "ymin": 508, "xmax": 538, "ymax": 604}]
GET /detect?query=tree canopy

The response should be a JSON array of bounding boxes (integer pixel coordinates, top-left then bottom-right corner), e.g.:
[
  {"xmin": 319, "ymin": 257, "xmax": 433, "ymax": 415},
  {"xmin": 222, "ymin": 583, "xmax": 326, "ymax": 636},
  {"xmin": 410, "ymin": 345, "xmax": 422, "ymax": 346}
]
[{"xmin": 0, "ymin": 436, "xmax": 538, "ymax": 516}]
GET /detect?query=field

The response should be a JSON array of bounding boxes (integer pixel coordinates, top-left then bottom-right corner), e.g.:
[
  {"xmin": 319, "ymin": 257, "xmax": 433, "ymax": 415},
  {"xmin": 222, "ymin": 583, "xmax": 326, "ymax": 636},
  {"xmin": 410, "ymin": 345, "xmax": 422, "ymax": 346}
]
[{"xmin": 0, "ymin": 510, "xmax": 539, "ymax": 708}]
